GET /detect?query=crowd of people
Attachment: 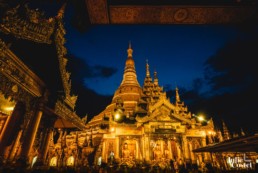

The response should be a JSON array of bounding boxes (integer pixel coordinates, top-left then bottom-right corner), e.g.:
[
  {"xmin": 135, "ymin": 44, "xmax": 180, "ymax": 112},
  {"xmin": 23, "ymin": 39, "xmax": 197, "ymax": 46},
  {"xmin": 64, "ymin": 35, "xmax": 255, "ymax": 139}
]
[{"xmin": 1, "ymin": 155, "xmax": 257, "ymax": 173}]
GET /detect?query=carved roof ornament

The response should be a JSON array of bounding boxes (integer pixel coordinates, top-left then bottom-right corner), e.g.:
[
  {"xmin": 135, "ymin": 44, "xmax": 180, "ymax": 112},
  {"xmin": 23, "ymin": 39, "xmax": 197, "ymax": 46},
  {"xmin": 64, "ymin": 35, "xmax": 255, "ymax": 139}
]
[
  {"xmin": 24, "ymin": 4, "xmax": 44, "ymax": 24},
  {"xmin": 54, "ymin": 4, "xmax": 78, "ymax": 110},
  {"xmin": 153, "ymin": 70, "xmax": 158, "ymax": 86},
  {"xmin": 0, "ymin": 38, "xmax": 45, "ymax": 99},
  {"xmin": 127, "ymin": 41, "xmax": 133, "ymax": 57},
  {"xmin": 146, "ymin": 59, "xmax": 150, "ymax": 78},
  {"xmin": 222, "ymin": 120, "xmax": 231, "ymax": 140},
  {"xmin": 136, "ymin": 95, "xmax": 192, "ymax": 124},
  {"xmin": 175, "ymin": 87, "xmax": 180, "ymax": 103},
  {"xmin": 207, "ymin": 117, "xmax": 214, "ymax": 128},
  {"xmin": 0, "ymin": 4, "xmax": 55, "ymax": 44},
  {"xmin": 0, "ymin": 39, "xmax": 7, "ymax": 55},
  {"xmin": 57, "ymin": 3, "xmax": 66, "ymax": 19}
]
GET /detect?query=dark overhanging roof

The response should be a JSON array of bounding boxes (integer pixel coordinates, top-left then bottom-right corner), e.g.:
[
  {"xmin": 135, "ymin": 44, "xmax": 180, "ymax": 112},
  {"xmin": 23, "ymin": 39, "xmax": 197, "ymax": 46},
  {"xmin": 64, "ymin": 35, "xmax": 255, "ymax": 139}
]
[
  {"xmin": 85, "ymin": 0, "xmax": 258, "ymax": 24},
  {"xmin": 193, "ymin": 133, "xmax": 258, "ymax": 153}
]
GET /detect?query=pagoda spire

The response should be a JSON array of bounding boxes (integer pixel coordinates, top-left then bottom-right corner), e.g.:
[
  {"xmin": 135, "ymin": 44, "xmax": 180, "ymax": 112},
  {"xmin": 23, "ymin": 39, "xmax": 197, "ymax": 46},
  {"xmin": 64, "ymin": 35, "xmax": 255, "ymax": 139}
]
[
  {"xmin": 120, "ymin": 42, "xmax": 140, "ymax": 86},
  {"xmin": 127, "ymin": 41, "xmax": 133, "ymax": 57},
  {"xmin": 146, "ymin": 59, "xmax": 150, "ymax": 77},
  {"xmin": 175, "ymin": 87, "xmax": 181, "ymax": 103},
  {"xmin": 240, "ymin": 128, "xmax": 246, "ymax": 136},
  {"xmin": 57, "ymin": 3, "xmax": 66, "ymax": 19},
  {"xmin": 153, "ymin": 70, "xmax": 159, "ymax": 85},
  {"xmin": 222, "ymin": 120, "xmax": 231, "ymax": 140}
]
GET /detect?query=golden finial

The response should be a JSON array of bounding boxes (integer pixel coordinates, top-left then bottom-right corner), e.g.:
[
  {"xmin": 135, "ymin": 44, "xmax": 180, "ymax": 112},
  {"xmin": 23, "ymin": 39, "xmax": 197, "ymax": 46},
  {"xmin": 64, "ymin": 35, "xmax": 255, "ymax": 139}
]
[
  {"xmin": 127, "ymin": 41, "xmax": 133, "ymax": 57},
  {"xmin": 175, "ymin": 86, "xmax": 180, "ymax": 103},
  {"xmin": 146, "ymin": 59, "xmax": 150, "ymax": 77},
  {"xmin": 153, "ymin": 68, "xmax": 159, "ymax": 85},
  {"xmin": 222, "ymin": 120, "xmax": 231, "ymax": 140},
  {"xmin": 154, "ymin": 70, "xmax": 157, "ymax": 79},
  {"xmin": 57, "ymin": 3, "xmax": 66, "ymax": 19},
  {"xmin": 240, "ymin": 128, "xmax": 245, "ymax": 136}
]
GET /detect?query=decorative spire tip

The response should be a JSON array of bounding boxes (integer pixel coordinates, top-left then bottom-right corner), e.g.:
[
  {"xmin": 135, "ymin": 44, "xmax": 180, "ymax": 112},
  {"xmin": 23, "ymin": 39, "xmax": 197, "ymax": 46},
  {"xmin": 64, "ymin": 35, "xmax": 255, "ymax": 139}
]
[{"xmin": 127, "ymin": 41, "xmax": 133, "ymax": 57}]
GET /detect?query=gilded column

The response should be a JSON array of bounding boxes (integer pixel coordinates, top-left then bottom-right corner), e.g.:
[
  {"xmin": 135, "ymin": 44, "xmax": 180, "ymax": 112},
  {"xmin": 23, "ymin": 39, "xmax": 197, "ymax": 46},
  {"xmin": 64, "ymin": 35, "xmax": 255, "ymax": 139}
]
[
  {"xmin": 20, "ymin": 101, "xmax": 43, "ymax": 160},
  {"xmin": 142, "ymin": 135, "xmax": 145, "ymax": 160},
  {"xmin": 201, "ymin": 137, "xmax": 209, "ymax": 162},
  {"xmin": 0, "ymin": 120, "xmax": 4, "ymax": 133},
  {"xmin": 8, "ymin": 129, "xmax": 23, "ymax": 161},
  {"xmin": 102, "ymin": 140, "xmax": 106, "ymax": 162},
  {"xmin": 0, "ymin": 117, "xmax": 10, "ymax": 141},
  {"xmin": 135, "ymin": 139, "xmax": 139, "ymax": 159},
  {"xmin": 0, "ymin": 102, "xmax": 24, "ymax": 157},
  {"xmin": 176, "ymin": 142, "xmax": 182, "ymax": 159},
  {"xmin": 182, "ymin": 136, "xmax": 190, "ymax": 162},
  {"xmin": 145, "ymin": 135, "xmax": 150, "ymax": 161},
  {"xmin": 189, "ymin": 142, "xmax": 196, "ymax": 163},
  {"xmin": 115, "ymin": 137, "xmax": 119, "ymax": 159},
  {"xmin": 168, "ymin": 140, "xmax": 173, "ymax": 160},
  {"xmin": 42, "ymin": 128, "xmax": 53, "ymax": 163},
  {"xmin": 160, "ymin": 140, "xmax": 164, "ymax": 154}
]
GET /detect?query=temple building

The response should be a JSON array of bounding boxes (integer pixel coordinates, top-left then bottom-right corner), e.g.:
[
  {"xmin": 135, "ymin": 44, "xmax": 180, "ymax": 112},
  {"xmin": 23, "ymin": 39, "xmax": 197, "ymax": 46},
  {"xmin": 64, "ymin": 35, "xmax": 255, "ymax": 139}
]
[
  {"xmin": 66, "ymin": 43, "xmax": 216, "ymax": 169},
  {"xmin": 0, "ymin": 3, "xmax": 86, "ymax": 170}
]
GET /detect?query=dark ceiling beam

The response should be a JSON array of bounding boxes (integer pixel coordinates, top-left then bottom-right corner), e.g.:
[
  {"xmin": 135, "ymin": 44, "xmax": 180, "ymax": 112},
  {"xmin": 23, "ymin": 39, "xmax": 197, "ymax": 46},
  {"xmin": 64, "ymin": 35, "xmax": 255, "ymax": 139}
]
[{"xmin": 85, "ymin": 0, "xmax": 258, "ymax": 24}]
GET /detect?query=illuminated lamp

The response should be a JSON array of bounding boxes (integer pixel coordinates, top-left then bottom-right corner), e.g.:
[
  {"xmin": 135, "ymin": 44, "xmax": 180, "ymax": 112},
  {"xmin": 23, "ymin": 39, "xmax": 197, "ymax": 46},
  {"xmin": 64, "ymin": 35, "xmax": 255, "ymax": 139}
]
[{"xmin": 197, "ymin": 115, "xmax": 205, "ymax": 122}]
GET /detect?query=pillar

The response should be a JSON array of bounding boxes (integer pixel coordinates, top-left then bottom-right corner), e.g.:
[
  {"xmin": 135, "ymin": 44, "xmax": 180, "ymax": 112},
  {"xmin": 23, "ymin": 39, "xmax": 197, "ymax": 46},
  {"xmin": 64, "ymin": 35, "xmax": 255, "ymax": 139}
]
[
  {"xmin": 135, "ymin": 139, "xmax": 139, "ymax": 159},
  {"xmin": 0, "ymin": 117, "xmax": 9, "ymax": 139},
  {"xmin": 0, "ymin": 102, "xmax": 25, "ymax": 157},
  {"xmin": 168, "ymin": 140, "xmax": 173, "ymax": 160},
  {"xmin": 145, "ymin": 135, "xmax": 150, "ymax": 161},
  {"xmin": 201, "ymin": 137, "xmax": 209, "ymax": 162},
  {"xmin": 102, "ymin": 140, "xmax": 107, "ymax": 162},
  {"xmin": 182, "ymin": 136, "xmax": 190, "ymax": 162},
  {"xmin": 115, "ymin": 137, "xmax": 119, "ymax": 159},
  {"xmin": 20, "ymin": 102, "xmax": 43, "ymax": 161},
  {"xmin": 189, "ymin": 142, "xmax": 196, "ymax": 163},
  {"xmin": 8, "ymin": 129, "xmax": 23, "ymax": 161},
  {"xmin": 176, "ymin": 141, "xmax": 181, "ymax": 160},
  {"xmin": 142, "ymin": 135, "xmax": 145, "ymax": 160},
  {"xmin": 42, "ymin": 128, "xmax": 53, "ymax": 163}
]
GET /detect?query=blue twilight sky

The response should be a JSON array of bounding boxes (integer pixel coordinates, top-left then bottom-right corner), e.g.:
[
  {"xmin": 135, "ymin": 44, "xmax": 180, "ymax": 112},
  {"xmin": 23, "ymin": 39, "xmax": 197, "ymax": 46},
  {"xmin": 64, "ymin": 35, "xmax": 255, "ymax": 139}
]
[
  {"xmin": 26, "ymin": 1, "xmax": 258, "ymax": 133},
  {"xmin": 64, "ymin": 25, "xmax": 239, "ymax": 96}
]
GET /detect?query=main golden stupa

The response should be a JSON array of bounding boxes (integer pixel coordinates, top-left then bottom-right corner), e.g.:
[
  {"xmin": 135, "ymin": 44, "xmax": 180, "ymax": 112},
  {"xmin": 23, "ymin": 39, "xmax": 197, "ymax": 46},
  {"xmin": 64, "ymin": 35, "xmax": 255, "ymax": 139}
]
[{"xmin": 70, "ymin": 43, "xmax": 216, "ymax": 169}]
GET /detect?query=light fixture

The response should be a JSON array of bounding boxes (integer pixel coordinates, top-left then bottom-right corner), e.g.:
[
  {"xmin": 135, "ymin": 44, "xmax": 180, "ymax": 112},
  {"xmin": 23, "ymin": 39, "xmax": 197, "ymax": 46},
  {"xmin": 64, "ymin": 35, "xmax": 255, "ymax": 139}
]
[
  {"xmin": 114, "ymin": 112, "xmax": 121, "ymax": 121},
  {"xmin": 197, "ymin": 115, "xmax": 205, "ymax": 122},
  {"xmin": 113, "ymin": 108, "xmax": 123, "ymax": 122},
  {"xmin": 110, "ymin": 127, "xmax": 115, "ymax": 132},
  {"xmin": 3, "ymin": 106, "xmax": 14, "ymax": 111}
]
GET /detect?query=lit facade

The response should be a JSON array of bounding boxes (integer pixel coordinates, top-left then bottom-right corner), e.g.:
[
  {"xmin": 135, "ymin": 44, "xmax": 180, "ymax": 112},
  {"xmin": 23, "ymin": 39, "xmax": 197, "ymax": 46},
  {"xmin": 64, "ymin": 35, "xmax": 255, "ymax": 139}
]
[{"xmin": 70, "ymin": 43, "xmax": 216, "ymax": 169}]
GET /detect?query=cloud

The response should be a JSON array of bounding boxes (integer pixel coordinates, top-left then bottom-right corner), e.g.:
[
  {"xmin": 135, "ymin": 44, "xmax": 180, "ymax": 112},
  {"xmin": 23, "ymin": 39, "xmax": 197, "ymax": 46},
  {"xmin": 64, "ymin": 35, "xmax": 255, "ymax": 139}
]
[
  {"xmin": 164, "ymin": 26, "xmax": 258, "ymax": 135},
  {"xmin": 67, "ymin": 54, "xmax": 117, "ymax": 80},
  {"xmin": 204, "ymin": 35, "xmax": 258, "ymax": 94},
  {"xmin": 92, "ymin": 65, "xmax": 118, "ymax": 78},
  {"xmin": 66, "ymin": 54, "xmax": 114, "ymax": 118},
  {"xmin": 188, "ymin": 29, "xmax": 258, "ymax": 134}
]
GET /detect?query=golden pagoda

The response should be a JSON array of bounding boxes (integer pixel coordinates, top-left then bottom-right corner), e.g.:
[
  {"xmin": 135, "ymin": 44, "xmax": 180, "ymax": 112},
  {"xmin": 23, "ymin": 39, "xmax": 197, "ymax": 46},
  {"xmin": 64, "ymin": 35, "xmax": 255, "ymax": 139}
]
[{"xmin": 80, "ymin": 43, "xmax": 215, "ymax": 170}]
